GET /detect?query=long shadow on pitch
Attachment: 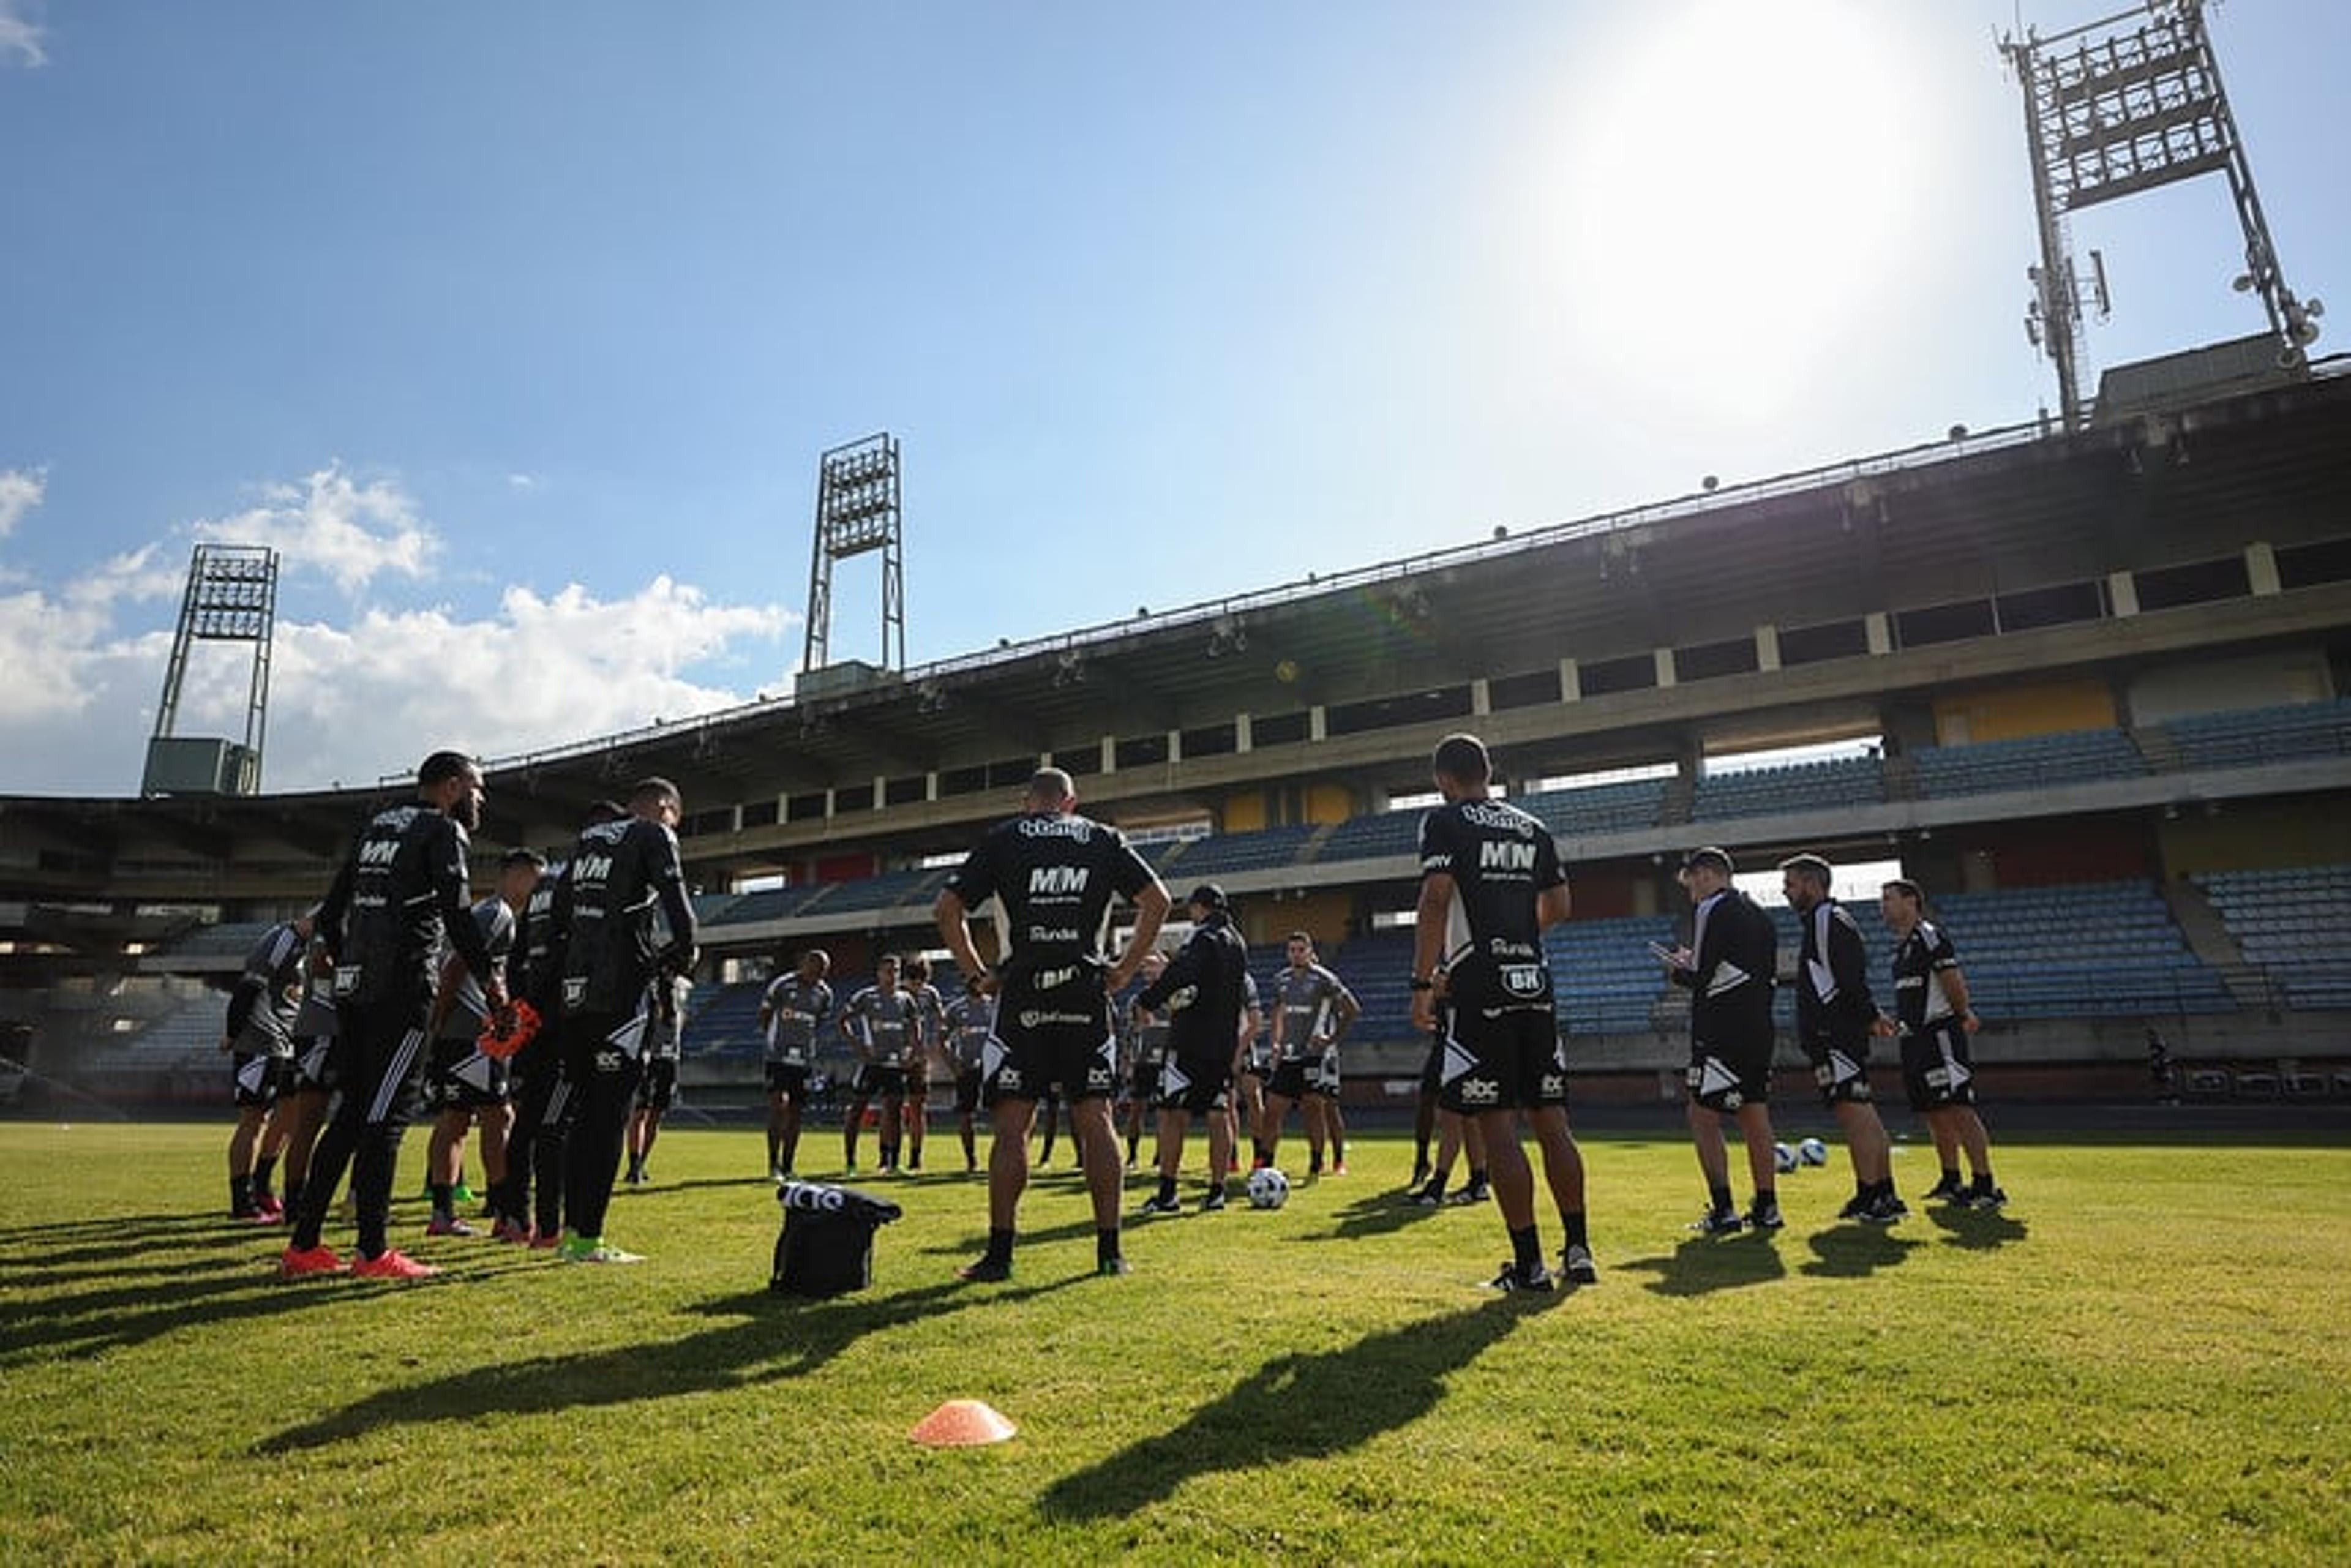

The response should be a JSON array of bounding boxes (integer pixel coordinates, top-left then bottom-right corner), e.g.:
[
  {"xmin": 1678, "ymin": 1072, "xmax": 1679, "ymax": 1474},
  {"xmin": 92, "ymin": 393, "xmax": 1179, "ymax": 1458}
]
[
  {"xmin": 1799, "ymin": 1225, "xmax": 1925, "ymax": 1279},
  {"xmin": 1314, "ymin": 1188, "xmax": 1451, "ymax": 1242},
  {"xmin": 260, "ymin": 1274, "xmax": 1084, "ymax": 1454},
  {"xmin": 1613, "ymin": 1233, "xmax": 1790, "ymax": 1296},
  {"xmin": 1927, "ymin": 1206, "xmax": 2029, "ymax": 1250},
  {"xmin": 1041, "ymin": 1302, "xmax": 1535, "ymax": 1521}
]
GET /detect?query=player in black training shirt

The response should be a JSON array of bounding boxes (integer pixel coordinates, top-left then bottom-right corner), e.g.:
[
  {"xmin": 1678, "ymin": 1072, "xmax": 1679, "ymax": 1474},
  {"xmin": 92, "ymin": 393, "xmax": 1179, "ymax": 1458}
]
[
  {"xmin": 1881, "ymin": 877, "xmax": 2006, "ymax": 1210},
  {"xmin": 1134, "ymin": 883, "xmax": 1253, "ymax": 1214},
  {"xmin": 1663, "ymin": 846, "xmax": 1784, "ymax": 1235},
  {"xmin": 222, "ymin": 913, "xmax": 311, "ymax": 1221},
  {"xmin": 936, "ymin": 768, "xmax": 1169, "ymax": 1281},
  {"xmin": 1781, "ymin": 853, "xmax": 1903, "ymax": 1223},
  {"xmin": 1411, "ymin": 733, "xmax": 1594, "ymax": 1292},
  {"xmin": 553, "ymin": 776, "xmax": 698, "ymax": 1264},
  {"xmin": 280, "ymin": 752, "xmax": 503, "ymax": 1281}
]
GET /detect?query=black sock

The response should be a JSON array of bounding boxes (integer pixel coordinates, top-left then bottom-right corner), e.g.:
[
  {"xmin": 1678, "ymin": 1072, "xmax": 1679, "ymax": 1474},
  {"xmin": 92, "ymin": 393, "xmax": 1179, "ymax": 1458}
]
[
  {"xmin": 986, "ymin": 1226, "xmax": 1013, "ymax": 1264},
  {"xmin": 1708, "ymin": 1184, "xmax": 1733, "ymax": 1213},
  {"xmin": 1562, "ymin": 1210, "xmax": 1588, "ymax": 1248},
  {"xmin": 253, "ymin": 1155, "xmax": 278, "ymax": 1198},
  {"xmin": 1156, "ymin": 1176, "xmax": 1177, "ymax": 1203},
  {"xmin": 429, "ymin": 1181, "xmax": 452, "ymax": 1218},
  {"xmin": 1308, "ymin": 1152, "xmax": 1323, "ymax": 1175},
  {"xmin": 1096, "ymin": 1227, "xmax": 1122, "ymax": 1266},
  {"xmin": 1510, "ymin": 1223, "xmax": 1541, "ymax": 1273},
  {"xmin": 1753, "ymin": 1187, "xmax": 1776, "ymax": 1209},
  {"xmin": 1941, "ymin": 1166, "xmax": 1963, "ymax": 1188},
  {"xmin": 283, "ymin": 1178, "xmax": 305, "ymax": 1215},
  {"xmin": 230, "ymin": 1174, "xmax": 253, "ymax": 1214},
  {"xmin": 1467, "ymin": 1167, "xmax": 1488, "ymax": 1191},
  {"xmin": 1971, "ymin": 1168, "xmax": 1994, "ymax": 1188},
  {"xmin": 1423, "ymin": 1171, "xmax": 1449, "ymax": 1199}
]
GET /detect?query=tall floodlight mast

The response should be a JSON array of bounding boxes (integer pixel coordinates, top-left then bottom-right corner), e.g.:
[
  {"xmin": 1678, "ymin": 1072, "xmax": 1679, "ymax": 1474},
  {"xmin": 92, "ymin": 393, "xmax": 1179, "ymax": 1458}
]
[
  {"xmin": 801, "ymin": 433, "xmax": 904, "ymax": 677},
  {"xmin": 2003, "ymin": 1, "xmax": 2323, "ymax": 429},
  {"xmin": 141, "ymin": 543, "xmax": 279, "ymax": 795}
]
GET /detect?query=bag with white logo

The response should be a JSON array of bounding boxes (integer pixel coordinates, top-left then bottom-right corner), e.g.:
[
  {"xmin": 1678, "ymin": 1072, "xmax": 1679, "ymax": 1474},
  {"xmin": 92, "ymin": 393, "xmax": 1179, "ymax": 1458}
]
[{"xmin": 770, "ymin": 1180, "xmax": 904, "ymax": 1297}]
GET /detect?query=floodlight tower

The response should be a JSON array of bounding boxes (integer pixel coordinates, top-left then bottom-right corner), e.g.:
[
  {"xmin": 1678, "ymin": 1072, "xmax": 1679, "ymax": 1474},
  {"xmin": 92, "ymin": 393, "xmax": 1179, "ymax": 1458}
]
[
  {"xmin": 141, "ymin": 543, "xmax": 279, "ymax": 795},
  {"xmin": 2002, "ymin": 0, "xmax": 2323, "ymax": 429},
  {"xmin": 801, "ymin": 433, "xmax": 904, "ymax": 678}
]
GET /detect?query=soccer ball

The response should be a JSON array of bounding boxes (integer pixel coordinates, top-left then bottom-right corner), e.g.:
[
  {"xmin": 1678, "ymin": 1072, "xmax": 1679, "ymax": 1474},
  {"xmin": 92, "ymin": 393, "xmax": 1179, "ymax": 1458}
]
[
  {"xmin": 1245, "ymin": 1167, "xmax": 1291, "ymax": 1210},
  {"xmin": 1773, "ymin": 1142, "xmax": 1799, "ymax": 1174},
  {"xmin": 1797, "ymin": 1137, "xmax": 1830, "ymax": 1168}
]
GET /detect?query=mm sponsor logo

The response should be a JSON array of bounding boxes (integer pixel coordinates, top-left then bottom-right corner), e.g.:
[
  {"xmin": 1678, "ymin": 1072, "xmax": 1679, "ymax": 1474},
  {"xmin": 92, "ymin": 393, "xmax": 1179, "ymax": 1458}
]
[
  {"xmin": 1480, "ymin": 839, "xmax": 1537, "ymax": 872},
  {"xmin": 1028, "ymin": 866, "xmax": 1090, "ymax": 896},
  {"xmin": 358, "ymin": 838, "xmax": 400, "ymax": 868},
  {"xmin": 573, "ymin": 853, "xmax": 615, "ymax": 886}
]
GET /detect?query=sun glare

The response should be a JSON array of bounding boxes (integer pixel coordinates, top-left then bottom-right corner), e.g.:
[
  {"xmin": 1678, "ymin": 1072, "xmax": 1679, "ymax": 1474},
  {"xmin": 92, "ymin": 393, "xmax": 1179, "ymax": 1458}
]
[{"xmin": 1544, "ymin": 2, "xmax": 1942, "ymax": 423}]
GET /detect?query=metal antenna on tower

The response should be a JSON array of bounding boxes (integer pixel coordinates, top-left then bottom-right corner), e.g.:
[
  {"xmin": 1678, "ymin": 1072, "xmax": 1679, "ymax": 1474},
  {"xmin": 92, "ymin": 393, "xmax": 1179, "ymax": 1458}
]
[
  {"xmin": 2001, "ymin": 0, "xmax": 2323, "ymax": 429},
  {"xmin": 800, "ymin": 433, "xmax": 904, "ymax": 680},
  {"xmin": 141, "ymin": 543, "xmax": 278, "ymax": 795}
]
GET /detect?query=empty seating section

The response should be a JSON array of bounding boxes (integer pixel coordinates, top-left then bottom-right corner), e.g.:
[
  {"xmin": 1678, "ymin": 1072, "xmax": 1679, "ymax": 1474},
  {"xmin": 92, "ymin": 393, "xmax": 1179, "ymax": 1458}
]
[
  {"xmin": 1911, "ymin": 729, "xmax": 2146, "ymax": 798},
  {"xmin": 2162, "ymin": 700, "xmax": 2351, "ymax": 772},
  {"xmin": 680, "ymin": 980, "xmax": 767, "ymax": 1060},
  {"xmin": 1924, "ymin": 880, "xmax": 2231, "ymax": 1019},
  {"xmin": 1548, "ymin": 916, "xmax": 1678, "ymax": 1037},
  {"xmin": 1693, "ymin": 757, "xmax": 1884, "ymax": 822},
  {"xmin": 1518, "ymin": 779, "xmax": 1665, "ymax": 838},
  {"xmin": 2197, "ymin": 865, "xmax": 2351, "ymax": 1010},
  {"xmin": 806, "ymin": 867, "xmax": 948, "ymax": 915},
  {"xmin": 170, "ymin": 921, "xmax": 274, "ymax": 959},
  {"xmin": 1314, "ymin": 810, "xmax": 1423, "ymax": 865},
  {"xmin": 1157, "ymin": 823, "xmax": 1318, "ymax": 878}
]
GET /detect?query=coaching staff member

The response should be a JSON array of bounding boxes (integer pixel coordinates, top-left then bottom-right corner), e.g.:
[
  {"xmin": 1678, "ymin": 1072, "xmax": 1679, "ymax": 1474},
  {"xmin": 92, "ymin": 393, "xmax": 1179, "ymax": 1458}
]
[
  {"xmin": 554, "ymin": 776, "xmax": 698, "ymax": 1264},
  {"xmin": 1134, "ymin": 883, "xmax": 1251, "ymax": 1215},
  {"xmin": 281, "ymin": 751, "xmax": 503, "ymax": 1281},
  {"xmin": 1411, "ymin": 733, "xmax": 1594, "ymax": 1292},
  {"xmin": 1665, "ymin": 846, "xmax": 1783, "ymax": 1235},
  {"xmin": 935, "ymin": 767, "xmax": 1169, "ymax": 1281}
]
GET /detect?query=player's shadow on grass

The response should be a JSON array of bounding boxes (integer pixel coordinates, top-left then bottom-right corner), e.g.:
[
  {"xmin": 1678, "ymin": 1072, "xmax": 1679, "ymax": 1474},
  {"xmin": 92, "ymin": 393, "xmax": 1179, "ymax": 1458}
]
[
  {"xmin": 915, "ymin": 1214, "xmax": 1108, "ymax": 1256},
  {"xmin": 1040, "ymin": 1303, "xmax": 1531, "ymax": 1522},
  {"xmin": 0, "ymin": 1253, "xmax": 380, "ymax": 1364},
  {"xmin": 1614, "ymin": 1234, "xmax": 1790, "ymax": 1296},
  {"xmin": 1799, "ymin": 1226, "xmax": 1924, "ymax": 1278},
  {"xmin": 1313, "ymin": 1189, "xmax": 1449, "ymax": 1241},
  {"xmin": 260, "ymin": 1274, "xmax": 1084, "ymax": 1454},
  {"xmin": 1927, "ymin": 1207, "xmax": 2028, "ymax": 1250}
]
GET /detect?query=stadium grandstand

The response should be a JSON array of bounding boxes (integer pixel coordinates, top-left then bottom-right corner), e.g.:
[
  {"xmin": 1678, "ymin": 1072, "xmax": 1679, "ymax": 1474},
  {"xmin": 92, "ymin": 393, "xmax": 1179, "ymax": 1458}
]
[{"xmin": 7, "ymin": 362, "xmax": 2351, "ymax": 1113}]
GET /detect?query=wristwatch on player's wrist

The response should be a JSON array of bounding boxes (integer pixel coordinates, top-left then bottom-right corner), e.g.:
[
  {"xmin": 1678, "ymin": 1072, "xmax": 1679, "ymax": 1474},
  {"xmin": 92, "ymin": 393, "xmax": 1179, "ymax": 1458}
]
[{"xmin": 1409, "ymin": 976, "xmax": 1434, "ymax": 992}]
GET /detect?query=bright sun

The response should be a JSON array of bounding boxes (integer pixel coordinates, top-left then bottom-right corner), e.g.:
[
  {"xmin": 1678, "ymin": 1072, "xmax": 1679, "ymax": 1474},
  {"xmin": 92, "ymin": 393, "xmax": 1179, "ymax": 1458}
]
[{"xmin": 1543, "ymin": 2, "xmax": 1945, "ymax": 424}]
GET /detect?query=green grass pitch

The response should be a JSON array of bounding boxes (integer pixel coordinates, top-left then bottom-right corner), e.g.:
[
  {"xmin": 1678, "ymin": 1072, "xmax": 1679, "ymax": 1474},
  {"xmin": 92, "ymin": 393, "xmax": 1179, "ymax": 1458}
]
[{"xmin": 1, "ymin": 1118, "xmax": 2345, "ymax": 1564}]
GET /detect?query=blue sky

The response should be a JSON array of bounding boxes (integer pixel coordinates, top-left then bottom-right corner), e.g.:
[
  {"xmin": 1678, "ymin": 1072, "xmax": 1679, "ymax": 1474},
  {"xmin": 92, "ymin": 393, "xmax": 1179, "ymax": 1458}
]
[{"xmin": 1, "ymin": 0, "xmax": 2342, "ymax": 795}]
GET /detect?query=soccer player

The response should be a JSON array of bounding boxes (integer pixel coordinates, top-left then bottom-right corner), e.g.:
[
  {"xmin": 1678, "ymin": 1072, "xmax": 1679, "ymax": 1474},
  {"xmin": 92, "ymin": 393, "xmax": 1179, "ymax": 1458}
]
[
  {"xmin": 1780, "ymin": 853, "xmax": 1903, "ymax": 1223},
  {"xmin": 1664, "ymin": 846, "xmax": 1783, "ymax": 1236},
  {"xmin": 1411, "ymin": 733, "xmax": 1594, "ymax": 1292},
  {"xmin": 1409, "ymin": 975, "xmax": 1492, "ymax": 1207},
  {"xmin": 1880, "ymin": 878, "xmax": 2007, "ymax": 1210},
  {"xmin": 421, "ymin": 849, "xmax": 539, "ymax": 1234},
  {"xmin": 222, "ymin": 913, "xmax": 311, "ymax": 1220},
  {"xmin": 942, "ymin": 972, "xmax": 996, "ymax": 1174},
  {"xmin": 841, "ymin": 955, "xmax": 920, "ymax": 1176},
  {"xmin": 280, "ymin": 751, "xmax": 505, "ymax": 1281},
  {"xmin": 757, "ymin": 948, "xmax": 835, "ymax": 1181},
  {"xmin": 553, "ymin": 776, "xmax": 698, "ymax": 1264},
  {"xmin": 1235, "ymin": 976, "xmax": 1273, "ymax": 1167},
  {"xmin": 1134, "ymin": 885, "xmax": 1251, "ymax": 1215},
  {"xmin": 1120, "ymin": 954, "xmax": 1172, "ymax": 1168},
  {"xmin": 1259, "ymin": 931, "xmax": 1360, "ymax": 1177},
  {"xmin": 275, "ymin": 943, "xmax": 339, "ymax": 1223},
  {"xmin": 625, "ymin": 972, "xmax": 691, "ymax": 1185},
  {"xmin": 493, "ymin": 803, "xmax": 619, "ymax": 1246},
  {"xmin": 935, "ymin": 767, "xmax": 1169, "ymax": 1281},
  {"xmin": 900, "ymin": 955, "xmax": 948, "ymax": 1172}
]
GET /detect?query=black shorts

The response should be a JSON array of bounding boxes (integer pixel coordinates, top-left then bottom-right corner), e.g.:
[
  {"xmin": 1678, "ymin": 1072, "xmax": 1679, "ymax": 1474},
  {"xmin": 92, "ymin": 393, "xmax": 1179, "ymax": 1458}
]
[
  {"xmin": 1804, "ymin": 1038, "xmax": 1875, "ymax": 1106},
  {"xmin": 1157, "ymin": 1052, "xmax": 1231, "ymax": 1116},
  {"xmin": 290, "ymin": 1035, "xmax": 335, "ymax": 1095},
  {"xmin": 852, "ymin": 1063, "xmax": 908, "ymax": 1099},
  {"xmin": 986, "ymin": 969, "xmax": 1118, "ymax": 1105},
  {"xmin": 953, "ymin": 1068, "xmax": 984, "ymax": 1114},
  {"xmin": 231, "ymin": 1051, "xmax": 280, "ymax": 1109},
  {"xmin": 1902, "ymin": 1021, "xmax": 1977, "ymax": 1111},
  {"xmin": 331, "ymin": 1003, "xmax": 435, "ymax": 1128},
  {"xmin": 424, "ymin": 1039, "xmax": 512, "ymax": 1111},
  {"xmin": 764, "ymin": 1061, "xmax": 812, "ymax": 1099},
  {"xmin": 635, "ymin": 1057, "xmax": 678, "ymax": 1111},
  {"xmin": 1687, "ymin": 1032, "xmax": 1772, "ymax": 1113},
  {"xmin": 1419, "ymin": 1034, "xmax": 1445, "ymax": 1096},
  {"xmin": 1267, "ymin": 1057, "xmax": 1324, "ymax": 1101},
  {"xmin": 1437, "ymin": 1008, "xmax": 1566, "ymax": 1115}
]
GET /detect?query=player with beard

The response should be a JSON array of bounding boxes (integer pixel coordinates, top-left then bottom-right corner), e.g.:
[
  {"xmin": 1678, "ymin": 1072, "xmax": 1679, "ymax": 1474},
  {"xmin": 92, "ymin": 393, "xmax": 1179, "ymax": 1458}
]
[
  {"xmin": 757, "ymin": 948, "xmax": 834, "ymax": 1182},
  {"xmin": 936, "ymin": 768, "xmax": 1169, "ymax": 1281},
  {"xmin": 279, "ymin": 752, "xmax": 504, "ymax": 1281},
  {"xmin": 552, "ymin": 777, "xmax": 697, "ymax": 1264}
]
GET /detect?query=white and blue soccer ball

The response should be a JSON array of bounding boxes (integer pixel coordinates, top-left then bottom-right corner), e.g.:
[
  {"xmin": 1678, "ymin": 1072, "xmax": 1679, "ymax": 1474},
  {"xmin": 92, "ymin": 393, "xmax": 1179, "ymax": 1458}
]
[
  {"xmin": 1773, "ymin": 1142, "xmax": 1799, "ymax": 1174},
  {"xmin": 1245, "ymin": 1166, "xmax": 1291, "ymax": 1210},
  {"xmin": 1797, "ymin": 1136, "xmax": 1830, "ymax": 1168}
]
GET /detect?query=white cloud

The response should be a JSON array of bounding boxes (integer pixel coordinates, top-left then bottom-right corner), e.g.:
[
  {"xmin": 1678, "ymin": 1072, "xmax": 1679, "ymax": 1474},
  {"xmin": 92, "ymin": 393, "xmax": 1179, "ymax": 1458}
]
[
  {"xmin": 190, "ymin": 465, "xmax": 439, "ymax": 595},
  {"xmin": 0, "ymin": 1, "xmax": 46, "ymax": 68},
  {"xmin": 505, "ymin": 472, "xmax": 541, "ymax": 492},
  {"xmin": 0, "ymin": 571, "xmax": 793, "ymax": 795},
  {"xmin": 0, "ymin": 468, "xmax": 43, "ymax": 536}
]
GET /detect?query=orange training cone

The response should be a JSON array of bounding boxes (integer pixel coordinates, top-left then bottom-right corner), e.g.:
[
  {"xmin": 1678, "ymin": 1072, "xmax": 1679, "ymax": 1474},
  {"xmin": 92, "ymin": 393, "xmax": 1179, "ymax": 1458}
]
[{"xmin": 910, "ymin": 1399, "xmax": 1017, "ymax": 1447}]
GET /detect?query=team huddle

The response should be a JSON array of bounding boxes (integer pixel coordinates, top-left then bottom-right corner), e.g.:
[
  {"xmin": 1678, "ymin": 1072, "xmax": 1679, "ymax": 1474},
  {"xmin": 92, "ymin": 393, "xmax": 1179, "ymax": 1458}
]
[{"xmin": 220, "ymin": 738, "xmax": 2006, "ymax": 1291}]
